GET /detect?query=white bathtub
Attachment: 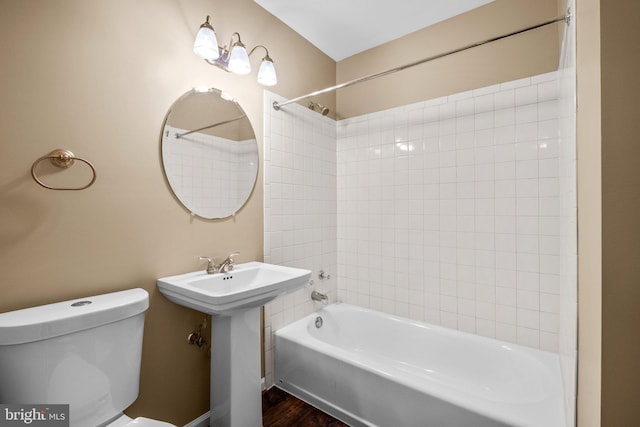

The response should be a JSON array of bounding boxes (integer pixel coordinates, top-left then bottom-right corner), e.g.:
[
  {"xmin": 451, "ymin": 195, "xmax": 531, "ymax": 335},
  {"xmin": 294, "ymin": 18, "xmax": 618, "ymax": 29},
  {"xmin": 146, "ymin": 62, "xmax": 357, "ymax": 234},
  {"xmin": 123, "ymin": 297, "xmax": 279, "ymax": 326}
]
[{"xmin": 274, "ymin": 303, "xmax": 565, "ymax": 427}]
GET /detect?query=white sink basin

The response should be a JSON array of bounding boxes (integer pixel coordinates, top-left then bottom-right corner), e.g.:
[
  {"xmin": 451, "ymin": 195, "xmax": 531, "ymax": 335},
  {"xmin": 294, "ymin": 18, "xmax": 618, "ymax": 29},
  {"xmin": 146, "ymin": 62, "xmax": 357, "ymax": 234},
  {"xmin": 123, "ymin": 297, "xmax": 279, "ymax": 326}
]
[{"xmin": 157, "ymin": 261, "xmax": 311, "ymax": 315}]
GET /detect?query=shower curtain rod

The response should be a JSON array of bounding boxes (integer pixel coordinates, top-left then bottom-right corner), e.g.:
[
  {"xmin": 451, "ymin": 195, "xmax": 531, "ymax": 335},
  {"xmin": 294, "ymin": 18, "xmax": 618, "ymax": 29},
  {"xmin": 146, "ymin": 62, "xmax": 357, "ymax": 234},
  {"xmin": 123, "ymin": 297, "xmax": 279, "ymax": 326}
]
[
  {"xmin": 272, "ymin": 12, "xmax": 570, "ymax": 112},
  {"xmin": 175, "ymin": 115, "xmax": 247, "ymax": 139}
]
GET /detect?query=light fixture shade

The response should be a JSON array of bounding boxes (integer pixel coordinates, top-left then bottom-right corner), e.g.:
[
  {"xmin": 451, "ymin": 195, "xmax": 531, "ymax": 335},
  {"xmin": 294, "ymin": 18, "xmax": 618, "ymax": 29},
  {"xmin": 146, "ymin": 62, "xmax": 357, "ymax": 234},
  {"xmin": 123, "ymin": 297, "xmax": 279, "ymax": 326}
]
[
  {"xmin": 257, "ymin": 57, "xmax": 277, "ymax": 86},
  {"xmin": 228, "ymin": 44, "xmax": 251, "ymax": 75},
  {"xmin": 193, "ymin": 19, "xmax": 219, "ymax": 60}
]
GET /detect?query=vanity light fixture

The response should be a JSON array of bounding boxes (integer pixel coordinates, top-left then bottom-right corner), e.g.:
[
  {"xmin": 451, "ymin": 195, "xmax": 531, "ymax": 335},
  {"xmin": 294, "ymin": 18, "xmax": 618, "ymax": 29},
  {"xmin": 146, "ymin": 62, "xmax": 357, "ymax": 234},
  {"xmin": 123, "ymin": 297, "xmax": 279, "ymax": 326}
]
[{"xmin": 193, "ymin": 15, "xmax": 278, "ymax": 86}]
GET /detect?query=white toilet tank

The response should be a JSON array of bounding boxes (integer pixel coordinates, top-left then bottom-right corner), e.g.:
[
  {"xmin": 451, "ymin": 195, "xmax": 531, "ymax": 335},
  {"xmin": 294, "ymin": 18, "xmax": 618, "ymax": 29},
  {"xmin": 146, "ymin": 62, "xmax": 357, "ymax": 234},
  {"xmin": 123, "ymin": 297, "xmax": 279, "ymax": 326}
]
[{"xmin": 0, "ymin": 288, "xmax": 149, "ymax": 427}]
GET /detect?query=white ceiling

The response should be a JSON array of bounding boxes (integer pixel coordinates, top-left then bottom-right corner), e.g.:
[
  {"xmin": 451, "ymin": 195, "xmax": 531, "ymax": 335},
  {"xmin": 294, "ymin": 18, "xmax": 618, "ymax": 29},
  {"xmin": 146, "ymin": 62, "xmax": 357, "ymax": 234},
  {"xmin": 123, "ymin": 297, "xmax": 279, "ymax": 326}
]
[{"xmin": 254, "ymin": 0, "xmax": 496, "ymax": 61}]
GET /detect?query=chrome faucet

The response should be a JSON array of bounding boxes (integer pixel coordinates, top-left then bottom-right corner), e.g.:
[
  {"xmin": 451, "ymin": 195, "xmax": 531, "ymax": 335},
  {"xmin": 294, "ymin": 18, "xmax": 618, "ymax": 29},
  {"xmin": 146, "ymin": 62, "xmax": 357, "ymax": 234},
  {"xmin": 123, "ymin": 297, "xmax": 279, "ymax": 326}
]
[
  {"xmin": 200, "ymin": 252, "xmax": 239, "ymax": 274},
  {"xmin": 216, "ymin": 252, "xmax": 240, "ymax": 273},
  {"xmin": 311, "ymin": 290, "xmax": 328, "ymax": 304}
]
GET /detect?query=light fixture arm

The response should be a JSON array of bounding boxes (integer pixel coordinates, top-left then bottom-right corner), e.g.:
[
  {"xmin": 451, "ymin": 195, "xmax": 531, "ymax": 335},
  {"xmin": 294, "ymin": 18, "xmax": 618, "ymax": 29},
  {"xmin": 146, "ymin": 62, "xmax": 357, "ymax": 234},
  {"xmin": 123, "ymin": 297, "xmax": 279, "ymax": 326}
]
[
  {"xmin": 201, "ymin": 15, "xmax": 214, "ymax": 32},
  {"xmin": 216, "ymin": 32, "xmax": 243, "ymax": 62},
  {"xmin": 248, "ymin": 45, "xmax": 270, "ymax": 59},
  {"xmin": 229, "ymin": 32, "xmax": 244, "ymax": 48}
]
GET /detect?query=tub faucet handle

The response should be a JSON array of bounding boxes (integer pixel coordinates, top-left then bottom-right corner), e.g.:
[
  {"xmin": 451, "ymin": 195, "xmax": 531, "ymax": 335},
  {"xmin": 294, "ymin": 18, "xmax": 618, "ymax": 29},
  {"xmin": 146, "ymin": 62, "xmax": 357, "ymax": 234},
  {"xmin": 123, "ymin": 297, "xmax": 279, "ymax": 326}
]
[
  {"xmin": 199, "ymin": 256, "xmax": 217, "ymax": 274},
  {"xmin": 318, "ymin": 270, "xmax": 331, "ymax": 280}
]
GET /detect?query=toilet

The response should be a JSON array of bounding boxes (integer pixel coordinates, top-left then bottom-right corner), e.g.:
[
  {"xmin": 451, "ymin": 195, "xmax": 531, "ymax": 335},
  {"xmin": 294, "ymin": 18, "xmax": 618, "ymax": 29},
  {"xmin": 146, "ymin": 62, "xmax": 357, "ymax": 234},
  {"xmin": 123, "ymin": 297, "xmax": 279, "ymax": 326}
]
[{"xmin": 0, "ymin": 288, "xmax": 175, "ymax": 427}]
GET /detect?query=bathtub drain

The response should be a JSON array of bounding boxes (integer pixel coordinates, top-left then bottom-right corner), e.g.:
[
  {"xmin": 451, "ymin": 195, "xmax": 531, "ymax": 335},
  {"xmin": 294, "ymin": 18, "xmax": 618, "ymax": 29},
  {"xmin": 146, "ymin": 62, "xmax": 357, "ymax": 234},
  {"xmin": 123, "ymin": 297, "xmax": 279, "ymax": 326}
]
[{"xmin": 315, "ymin": 316, "xmax": 323, "ymax": 328}]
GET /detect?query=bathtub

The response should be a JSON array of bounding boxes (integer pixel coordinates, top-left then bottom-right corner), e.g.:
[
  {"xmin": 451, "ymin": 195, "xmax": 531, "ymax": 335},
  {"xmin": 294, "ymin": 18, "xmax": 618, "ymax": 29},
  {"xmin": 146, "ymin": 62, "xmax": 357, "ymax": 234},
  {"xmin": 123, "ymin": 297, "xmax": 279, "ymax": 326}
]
[{"xmin": 274, "ymin": 303, "xmax": 565, "ymax": 427}]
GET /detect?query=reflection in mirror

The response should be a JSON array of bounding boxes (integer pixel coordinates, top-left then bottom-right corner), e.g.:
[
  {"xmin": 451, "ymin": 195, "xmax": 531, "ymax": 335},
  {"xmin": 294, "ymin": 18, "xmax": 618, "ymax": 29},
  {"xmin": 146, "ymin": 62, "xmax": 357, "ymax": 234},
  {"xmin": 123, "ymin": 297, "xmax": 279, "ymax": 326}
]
[{"xmin": 161, "ymin": 88, "xmax": 258, "ymax": 219}]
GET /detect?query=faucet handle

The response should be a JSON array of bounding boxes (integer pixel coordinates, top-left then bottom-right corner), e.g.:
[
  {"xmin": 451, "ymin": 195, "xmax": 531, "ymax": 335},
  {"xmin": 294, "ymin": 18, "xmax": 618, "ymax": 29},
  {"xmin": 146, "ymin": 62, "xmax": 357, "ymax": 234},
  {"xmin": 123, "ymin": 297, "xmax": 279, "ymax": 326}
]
[
  {"xmin": 199, "ymin": 256, "xmax": 216, "ymax": 274},
  {"xmin": 318, "ymin": 270, "xmax": 331, "ymax": 280},
  {"xmin": 225, "ymin": 252, "xmax": 240, "ymax": 271}
]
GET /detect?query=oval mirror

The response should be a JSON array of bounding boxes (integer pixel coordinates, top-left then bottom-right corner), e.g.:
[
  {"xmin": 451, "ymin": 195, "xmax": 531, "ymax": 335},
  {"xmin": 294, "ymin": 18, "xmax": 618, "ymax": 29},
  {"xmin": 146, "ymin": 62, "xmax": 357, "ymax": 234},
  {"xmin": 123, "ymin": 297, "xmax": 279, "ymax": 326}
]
[{"xmin": 161, "ymin": 88, "xmax": 259, "ymax": 219}]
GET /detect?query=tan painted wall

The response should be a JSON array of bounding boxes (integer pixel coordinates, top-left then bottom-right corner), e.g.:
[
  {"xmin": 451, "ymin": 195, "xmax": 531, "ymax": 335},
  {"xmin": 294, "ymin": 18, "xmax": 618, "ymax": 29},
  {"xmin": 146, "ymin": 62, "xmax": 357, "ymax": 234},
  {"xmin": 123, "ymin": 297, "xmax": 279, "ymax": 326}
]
[
  {"xmin": 600, "ymin": 0, "xmax": 640, "ymax": 425},
  {"xmin": 576, "ymin": 1, "xmax": 640, "ymax": 425},
  {"xmin": 335, "ymin": 0, "xmax": 561, "ymax": 118},
  {"xmin": 575, "ymin": 0, "xmax": 602, "ymax": 425},
  {"xmin": 0, "ymin": 0, "xmax": 334, "ymax": 424}
]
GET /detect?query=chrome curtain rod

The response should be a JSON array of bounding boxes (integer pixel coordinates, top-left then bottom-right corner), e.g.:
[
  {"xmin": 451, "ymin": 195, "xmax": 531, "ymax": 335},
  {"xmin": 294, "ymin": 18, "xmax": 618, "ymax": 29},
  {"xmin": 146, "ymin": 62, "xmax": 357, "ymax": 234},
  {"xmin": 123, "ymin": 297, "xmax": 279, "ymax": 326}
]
[
  {"xmin": 273, "ymin": 12, "xmax": 571, "ymax": 112},
  {"xmin": 175, "ymin": 115, "xmax": 247, "ymax": 139}
]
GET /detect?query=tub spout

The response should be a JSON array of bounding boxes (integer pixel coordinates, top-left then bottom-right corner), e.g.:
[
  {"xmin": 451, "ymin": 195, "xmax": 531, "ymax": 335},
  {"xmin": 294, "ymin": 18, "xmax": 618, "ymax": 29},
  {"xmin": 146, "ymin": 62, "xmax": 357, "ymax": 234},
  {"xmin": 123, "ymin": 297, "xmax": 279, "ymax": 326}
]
[{"xmin": 311, "ymin": 290, "xmax": 328, "ymax": 304}]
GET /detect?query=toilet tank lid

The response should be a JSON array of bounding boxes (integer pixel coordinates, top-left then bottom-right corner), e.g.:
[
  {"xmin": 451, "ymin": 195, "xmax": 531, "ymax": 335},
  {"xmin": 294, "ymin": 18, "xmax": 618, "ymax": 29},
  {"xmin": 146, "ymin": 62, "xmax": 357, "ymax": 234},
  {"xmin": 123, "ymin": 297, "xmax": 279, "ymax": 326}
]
[{"xmin": 0, "ymin": 288, "xmax": 149, "ymax": 346}]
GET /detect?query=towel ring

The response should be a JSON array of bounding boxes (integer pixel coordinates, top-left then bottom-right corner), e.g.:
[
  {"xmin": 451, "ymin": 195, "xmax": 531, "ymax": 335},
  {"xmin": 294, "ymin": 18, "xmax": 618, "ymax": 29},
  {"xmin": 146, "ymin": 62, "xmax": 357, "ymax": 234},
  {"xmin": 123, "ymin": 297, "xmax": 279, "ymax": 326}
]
[{"xmin": 31, "ymin": 149, "xmax": 97, "ymax": 191}]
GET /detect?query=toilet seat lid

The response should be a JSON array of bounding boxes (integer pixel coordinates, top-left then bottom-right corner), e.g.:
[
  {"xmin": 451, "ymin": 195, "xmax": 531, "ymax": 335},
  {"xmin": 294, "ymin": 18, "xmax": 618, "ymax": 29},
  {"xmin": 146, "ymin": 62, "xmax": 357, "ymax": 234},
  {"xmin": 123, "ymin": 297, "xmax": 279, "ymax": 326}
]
[
  {"xmin": 110, "ymin": 416, "xmax": 175, "ymax": 427},
  {"xmin": 127, "ymin": 417, "xmax": 175, "ymax": 427}
]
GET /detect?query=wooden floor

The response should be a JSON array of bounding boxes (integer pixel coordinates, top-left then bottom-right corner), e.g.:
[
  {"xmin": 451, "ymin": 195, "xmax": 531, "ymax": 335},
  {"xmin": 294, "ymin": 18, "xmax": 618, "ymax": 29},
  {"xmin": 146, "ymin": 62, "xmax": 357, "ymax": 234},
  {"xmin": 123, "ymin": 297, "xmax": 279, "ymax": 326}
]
[{"xmin": 262, "ymin": 387, "xmax": 349, "ymax": 427}]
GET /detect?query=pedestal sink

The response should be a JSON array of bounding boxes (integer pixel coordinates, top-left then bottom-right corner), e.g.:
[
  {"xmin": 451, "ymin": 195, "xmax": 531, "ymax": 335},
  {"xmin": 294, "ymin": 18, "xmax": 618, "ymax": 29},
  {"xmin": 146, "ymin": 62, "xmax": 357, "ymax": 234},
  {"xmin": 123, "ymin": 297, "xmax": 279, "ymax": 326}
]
[{"xmin": 157, "ymin": 262, "xmax": 311, "ymax": 427}]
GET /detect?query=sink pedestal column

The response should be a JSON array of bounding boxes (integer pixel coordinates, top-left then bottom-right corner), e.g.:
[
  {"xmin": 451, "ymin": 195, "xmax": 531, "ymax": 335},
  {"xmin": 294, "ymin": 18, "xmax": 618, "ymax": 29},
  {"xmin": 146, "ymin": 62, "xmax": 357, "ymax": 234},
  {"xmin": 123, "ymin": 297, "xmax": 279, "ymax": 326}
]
[{"xmin": 210, "ymin": 307, "xmax": 262, "ymax": 427}]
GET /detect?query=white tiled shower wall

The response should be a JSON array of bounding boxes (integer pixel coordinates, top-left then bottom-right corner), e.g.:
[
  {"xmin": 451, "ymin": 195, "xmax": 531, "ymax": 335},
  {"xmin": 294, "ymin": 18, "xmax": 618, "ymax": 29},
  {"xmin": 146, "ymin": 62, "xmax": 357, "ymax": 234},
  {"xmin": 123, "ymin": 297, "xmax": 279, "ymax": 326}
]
[
  {"xmin": 337, "ymin": 72, "xmax": 562, "ymax": 351},
  {"xmin": 263, "ymin": 93, "xmax": 338, "ymax": 387}
]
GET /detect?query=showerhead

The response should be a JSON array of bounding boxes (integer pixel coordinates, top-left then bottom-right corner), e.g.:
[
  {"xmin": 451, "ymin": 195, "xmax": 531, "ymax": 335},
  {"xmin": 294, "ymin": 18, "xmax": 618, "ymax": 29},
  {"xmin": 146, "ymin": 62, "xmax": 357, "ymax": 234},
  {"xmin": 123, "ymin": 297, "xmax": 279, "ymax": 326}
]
[{"xmin": 308, "ymin": 101, "xmax": 330, "ymax": 116}]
